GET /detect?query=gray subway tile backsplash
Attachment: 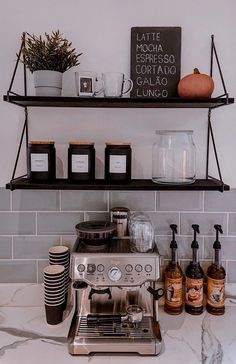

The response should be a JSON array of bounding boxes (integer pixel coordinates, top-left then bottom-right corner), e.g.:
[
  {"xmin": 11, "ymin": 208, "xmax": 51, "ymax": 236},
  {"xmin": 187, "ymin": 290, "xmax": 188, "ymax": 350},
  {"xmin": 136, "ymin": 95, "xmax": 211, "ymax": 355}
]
[
  {"xmin": 227, "ymin": 261, "xmax": 236, "ymax": 283},
  {"xmin": 204, "ymin": 190, "xmax": 236, "ymax": 212},
  {"xmin": 12, "ymin": 190, "xmax": 60, "ymax": 211},
  {"xmin": 0, "ymin": 188, "xmax": 10, "ymax": 211},
  {"xmin": 156, "ymin": 235, "xmax": 204, "ymax": 260},
  {"xmin": 157, "ymin": 191, "xmax": 203, "ymax": 211},
  {"xmin": 61, "ymin": 190, "xmax": 108, "ymax": 211},
  {"xmin": 37, "ymin": 259, "xmax": 49, "ymax": 283},
  {"xmin": 148, "ymin": 212, "xmax": 179, "ymax": 235},
  {"xmin": 61, "ymin": 236, "xmax": 77, "ymax": 250},
  {"xmin": 0, "ymin": 237, "xmax": 12, "ymax": 259},
  {"xmin": 204, "ymin": 236, "xmax": 236, "ymax": 260},
  {"xmin": 13, "ymin": 236, "xmax": 60, "ymax": 259},
  {"xmin": 0, "ymin": 212, "xmax": 36, "ymax": 235},
  {"xmin": 0, "ymin": 189, "xmax": 236, "ymax": 283},
  {"xmin": 0, "ymin": 260, "xmax": 37, "ymax": 283},
  {"xmin": 85, "ymin": 212, "xmax": 110, "ymax": 221},
  {"xmin": 109, "ymin": 191, "xmax": 156, "ymax": 211},
  {"xmin": 37, "ymin": 212, "xmax": 83, "ymax": 235},
  {"xmin": 228, "ymin": 214, "xmax": 236, "ymax": 235},
  {"xmin": 180, "ymin": 212, "xmax": 227, "ymax": 236}
]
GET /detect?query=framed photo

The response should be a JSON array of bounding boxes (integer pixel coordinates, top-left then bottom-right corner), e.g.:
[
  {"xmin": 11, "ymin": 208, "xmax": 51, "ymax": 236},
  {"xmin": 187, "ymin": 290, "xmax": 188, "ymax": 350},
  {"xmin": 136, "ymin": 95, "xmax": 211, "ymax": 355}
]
[
  {"xmin": 75, "ymin": 72, "xmax": 96, "ymax": 96},
  {"xmin": 79, "ymin": 77, "xmax": 93, "ymax": 94}
]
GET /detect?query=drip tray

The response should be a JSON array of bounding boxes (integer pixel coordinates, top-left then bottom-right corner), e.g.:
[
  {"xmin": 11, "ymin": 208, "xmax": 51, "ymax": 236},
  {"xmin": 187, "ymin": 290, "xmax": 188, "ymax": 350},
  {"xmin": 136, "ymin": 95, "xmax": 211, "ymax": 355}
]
[
  {"xmin": 77, "ymin": 316, "xmax": 153, "ymax": 339},
  {"xmin": 68, "ymin": 315, "xmax": 162, "ymax": 355}
]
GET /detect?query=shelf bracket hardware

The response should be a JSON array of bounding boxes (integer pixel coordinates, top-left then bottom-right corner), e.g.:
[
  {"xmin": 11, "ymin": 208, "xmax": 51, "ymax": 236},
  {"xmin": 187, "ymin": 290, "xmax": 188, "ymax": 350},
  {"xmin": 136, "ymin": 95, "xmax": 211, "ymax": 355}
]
[
  {"xmin": 206, "ymin": 35, "xmax": 230, "ymax": 192},
  {"xmin": 8, "ymin": 32, "xmax": 29, "ymax": 189}
]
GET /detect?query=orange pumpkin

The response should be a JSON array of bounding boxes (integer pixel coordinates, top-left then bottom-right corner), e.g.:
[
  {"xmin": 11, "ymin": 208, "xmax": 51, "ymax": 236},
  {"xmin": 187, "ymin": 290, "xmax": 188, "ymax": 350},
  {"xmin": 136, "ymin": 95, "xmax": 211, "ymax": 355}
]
[{"xmin": 178, "ymin": 68, "xmax": 214, "ymax": 98}]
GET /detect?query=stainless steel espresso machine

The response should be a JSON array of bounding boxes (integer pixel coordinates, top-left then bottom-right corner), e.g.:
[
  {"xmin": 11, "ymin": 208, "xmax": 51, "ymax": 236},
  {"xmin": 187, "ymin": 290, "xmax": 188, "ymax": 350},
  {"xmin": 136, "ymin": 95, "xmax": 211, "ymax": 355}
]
[{"xmin": 68, "ymin": 221, "xmax": 163, "ymax": 356}]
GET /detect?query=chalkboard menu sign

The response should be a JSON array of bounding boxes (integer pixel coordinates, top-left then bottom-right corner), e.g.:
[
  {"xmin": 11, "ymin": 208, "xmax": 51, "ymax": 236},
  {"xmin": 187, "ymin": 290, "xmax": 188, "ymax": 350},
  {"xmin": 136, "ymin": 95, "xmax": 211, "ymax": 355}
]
[{"xmin": 131, "ymin": 27, "xmax": 181, "ymax": 98}]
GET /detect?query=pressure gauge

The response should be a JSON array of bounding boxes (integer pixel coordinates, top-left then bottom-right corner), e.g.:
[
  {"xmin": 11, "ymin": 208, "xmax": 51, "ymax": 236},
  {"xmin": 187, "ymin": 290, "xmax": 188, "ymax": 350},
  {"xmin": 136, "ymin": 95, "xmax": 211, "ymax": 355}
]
[{"xmin": 108, "ymin": 266, "xmax": 122, "ymax": 282}]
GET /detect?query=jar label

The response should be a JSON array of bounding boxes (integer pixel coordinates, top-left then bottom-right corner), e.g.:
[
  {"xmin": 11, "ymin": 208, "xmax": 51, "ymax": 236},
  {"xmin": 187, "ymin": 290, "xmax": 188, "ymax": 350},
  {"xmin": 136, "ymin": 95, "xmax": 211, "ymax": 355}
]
[
  {"xmin": 164, "ymin": 277, "xmax": 183, "ymax": 307},
  {"xmin": 31, "ymin": 153, "xmax": 48, "ymax": 172},
  {"xmin": 72, "ymin": 155, "xmax": 89, "ymax": 173},
  {"xmin": 207, "ymin": 277, "xmax": 225, "ymax": 307},
  {"xmin": 109, "ymin": 155, "xmax": 126, "ymax": 173},
  {"xmin": 186, "ymin": 277, "xmax": 203, "ymax": 307}
]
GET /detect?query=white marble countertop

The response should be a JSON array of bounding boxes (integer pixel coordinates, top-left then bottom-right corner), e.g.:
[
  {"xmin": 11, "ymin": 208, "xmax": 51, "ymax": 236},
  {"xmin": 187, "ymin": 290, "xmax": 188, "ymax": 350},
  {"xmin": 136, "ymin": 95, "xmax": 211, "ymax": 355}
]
[{"xmin": 0, "ymin": 284, "xmax": 236, "ymax": 364}]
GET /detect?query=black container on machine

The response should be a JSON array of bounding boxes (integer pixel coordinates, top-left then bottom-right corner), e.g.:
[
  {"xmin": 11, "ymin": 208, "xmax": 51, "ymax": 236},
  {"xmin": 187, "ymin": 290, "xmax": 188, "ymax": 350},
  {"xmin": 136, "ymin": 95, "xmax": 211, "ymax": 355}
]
[
  {"xmin": 105, "ymin": 142, "xmax": 131, "ymax": 183},
  {"xmin": 206, "ymin": 225, "xmax": 226, "ymax": 316},
  {"xmin": 110, "ymin": 207, "xmax": 130, "ymax": 238},
  {"xmin": 185, "ymin": 224, "xmax": 204, "ymax": 315},
  {"xmin": 68, "ymin": 141, "xmax": 95, "ymax": 182},
  {"xmin": 27, "ymin": 141, "xmax": 56, "ymax": 181}
]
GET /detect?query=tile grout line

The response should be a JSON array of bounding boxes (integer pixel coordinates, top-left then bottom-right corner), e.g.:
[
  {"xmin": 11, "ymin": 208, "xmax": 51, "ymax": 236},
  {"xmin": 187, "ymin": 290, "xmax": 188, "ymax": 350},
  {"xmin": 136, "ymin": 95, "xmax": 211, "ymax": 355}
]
[
  {"xmin": 10, "ymin": 191, "xmax": 13, "ymax": 212},
  {"xmin": 226, "ymin": 212, "xmax": 229, "ymax": 235},
  {"xmin": 36, "ymin": 260, "xmax": 39, "ymax": 284},
  {"xmin": 35, "ymin": 212, "xmax": 38, "ymax": 235},
  {"xmin": 11, "ymin": 235, "xmax": 14, "ymax": 260}
]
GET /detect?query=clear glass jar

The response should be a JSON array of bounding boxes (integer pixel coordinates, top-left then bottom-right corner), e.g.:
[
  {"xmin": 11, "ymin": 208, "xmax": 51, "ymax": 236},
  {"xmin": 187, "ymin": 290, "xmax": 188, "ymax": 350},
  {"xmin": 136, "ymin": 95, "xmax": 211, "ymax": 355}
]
[
  {"xmin": 129, "ymin": 212, "xmax": 155, "ymax": 253},
  {"xmin": 152, "ymin": 130, "xmax": 196, "ymax": 184}
]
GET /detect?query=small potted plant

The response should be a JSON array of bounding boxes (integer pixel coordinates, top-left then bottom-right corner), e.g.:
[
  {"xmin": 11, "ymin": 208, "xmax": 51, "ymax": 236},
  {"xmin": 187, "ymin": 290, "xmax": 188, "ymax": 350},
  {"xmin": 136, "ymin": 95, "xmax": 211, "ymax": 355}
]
[{"xmin": 22, "ymin": 30, "xmax": 82, "ymax": 96}]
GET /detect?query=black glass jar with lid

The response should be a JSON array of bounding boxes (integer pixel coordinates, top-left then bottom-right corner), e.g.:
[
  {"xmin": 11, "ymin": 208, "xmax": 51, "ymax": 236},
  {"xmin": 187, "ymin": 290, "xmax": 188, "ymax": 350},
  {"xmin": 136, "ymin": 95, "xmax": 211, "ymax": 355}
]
[
  {"xmin": 105, "ymin": 142, "xmax": 131, "ymax": 183},
  {"xmin": 68, "ymin": 141, "xmax": 95, "ymax": 182},
  {"xmin": 27, "ymin": 141, "xmax": 56, "ymax": 181}
]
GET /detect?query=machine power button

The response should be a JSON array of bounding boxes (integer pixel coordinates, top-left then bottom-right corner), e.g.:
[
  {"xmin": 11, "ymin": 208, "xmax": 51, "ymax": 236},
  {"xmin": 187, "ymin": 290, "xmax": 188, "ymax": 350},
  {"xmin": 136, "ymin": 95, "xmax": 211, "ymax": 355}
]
[{"xmin": 87, "ymin": 264, "xmax": 96, "ymax": 274}]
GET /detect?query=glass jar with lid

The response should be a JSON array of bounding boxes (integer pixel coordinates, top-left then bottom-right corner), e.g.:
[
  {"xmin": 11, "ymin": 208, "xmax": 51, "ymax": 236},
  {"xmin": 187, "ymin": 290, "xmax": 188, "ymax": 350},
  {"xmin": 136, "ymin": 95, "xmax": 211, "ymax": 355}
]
[{"xmin": 152, "ymin": 130, "xmax": 196, "ymax": 184}]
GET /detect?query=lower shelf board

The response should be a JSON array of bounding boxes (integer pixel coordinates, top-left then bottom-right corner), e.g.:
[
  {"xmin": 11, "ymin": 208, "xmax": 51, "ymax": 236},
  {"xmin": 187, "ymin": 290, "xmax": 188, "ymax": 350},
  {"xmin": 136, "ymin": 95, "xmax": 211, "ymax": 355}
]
[{"xmin": 5, "ymin": 178, "xmax": 229, "ymax": 191}]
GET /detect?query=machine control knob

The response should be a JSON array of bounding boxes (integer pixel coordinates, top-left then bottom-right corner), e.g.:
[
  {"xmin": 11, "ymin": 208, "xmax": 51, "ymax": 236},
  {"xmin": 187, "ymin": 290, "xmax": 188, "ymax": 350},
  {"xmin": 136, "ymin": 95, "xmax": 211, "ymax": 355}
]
[
  {"xmin": 135, "ymin": 264, "xmax": 143, "ymax": 273},
  {"xmin": 108, "ymin": 267, "xmax": 122, "ymax": 282},
  {"xmin": 97, "ymin": 264, "xmax": 105, "ymax": 273},
  {"xmin": 145, "ymin": 264, "xmax": 152, "ymax": 273},
  {"xmin": 77, "ymin": 264, "xmax": 85, "ymax": 273},
  {"xmin": 125, "ymin": 264, "xmax": 133, "ymax": 273},
  {"xmin": 87, "ymin": 264, "xmax": 96, "ymax": 274}
]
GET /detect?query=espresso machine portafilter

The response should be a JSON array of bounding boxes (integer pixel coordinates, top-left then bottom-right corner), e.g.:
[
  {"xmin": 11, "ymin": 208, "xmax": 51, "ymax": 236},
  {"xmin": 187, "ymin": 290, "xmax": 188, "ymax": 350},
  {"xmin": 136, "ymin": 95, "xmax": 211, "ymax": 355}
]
[{"xmin": 67, "ymin": 222, "xmax": 163, "ymax": 356}]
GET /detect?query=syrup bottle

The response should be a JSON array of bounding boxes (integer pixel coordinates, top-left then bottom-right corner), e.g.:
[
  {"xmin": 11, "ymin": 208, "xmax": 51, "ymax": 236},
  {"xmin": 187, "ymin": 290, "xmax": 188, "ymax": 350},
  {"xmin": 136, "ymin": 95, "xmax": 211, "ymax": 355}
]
[
  {"xmin": 164, "ymin": 224, "xmax": 183, "ymax": 315},
  {"xmin": 185, "ymin": 224, "xmax": 204, "ymax": 315},
  {"xmin": 206, "ymin": 224, "xmax": 226, "ymax": 315}
]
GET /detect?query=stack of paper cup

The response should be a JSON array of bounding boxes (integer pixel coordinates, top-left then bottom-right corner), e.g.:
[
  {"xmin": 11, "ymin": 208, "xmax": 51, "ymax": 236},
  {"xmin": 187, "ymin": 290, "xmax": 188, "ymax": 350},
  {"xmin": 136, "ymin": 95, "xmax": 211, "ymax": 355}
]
[
  {"xmin": 43, "ymin": 265, "xmax": 65, "ymax": 325},
  {"xmin": 48, "ymin": 246, "xmax": 70, "ymax": 306}
]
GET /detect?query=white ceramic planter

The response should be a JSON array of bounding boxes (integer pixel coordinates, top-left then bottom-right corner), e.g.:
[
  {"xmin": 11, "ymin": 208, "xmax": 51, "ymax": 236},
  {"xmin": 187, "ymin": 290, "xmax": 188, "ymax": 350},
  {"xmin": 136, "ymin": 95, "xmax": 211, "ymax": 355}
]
[{"xmin": 33, "ymin": 70, "xmax": 63, "ymax": 96}]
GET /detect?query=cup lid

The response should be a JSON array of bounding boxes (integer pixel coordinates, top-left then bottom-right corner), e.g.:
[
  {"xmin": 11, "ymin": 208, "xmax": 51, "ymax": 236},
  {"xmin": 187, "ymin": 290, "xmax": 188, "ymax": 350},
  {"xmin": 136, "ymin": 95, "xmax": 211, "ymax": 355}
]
[
  {"xmin": 44, "ymin": 265, "xmax": 65, "ymax": 275},
  {"xmin": 49, "ymin": 246, "xmax": 69, "ymax": 255}
]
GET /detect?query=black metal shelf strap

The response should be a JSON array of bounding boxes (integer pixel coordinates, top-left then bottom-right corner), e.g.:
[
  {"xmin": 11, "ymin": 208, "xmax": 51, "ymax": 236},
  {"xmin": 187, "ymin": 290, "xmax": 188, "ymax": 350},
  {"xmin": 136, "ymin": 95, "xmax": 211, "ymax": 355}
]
[{"xmin": 5, "ymin": 33, "xmax": 233, "ymax": 192}]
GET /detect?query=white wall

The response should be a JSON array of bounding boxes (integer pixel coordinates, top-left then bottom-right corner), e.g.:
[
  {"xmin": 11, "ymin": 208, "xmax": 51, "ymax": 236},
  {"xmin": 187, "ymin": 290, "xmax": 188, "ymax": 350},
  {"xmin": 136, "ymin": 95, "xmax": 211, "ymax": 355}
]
[{"xmin": 0, "ymin": 0, "xmax": 235, "ymax": 186}]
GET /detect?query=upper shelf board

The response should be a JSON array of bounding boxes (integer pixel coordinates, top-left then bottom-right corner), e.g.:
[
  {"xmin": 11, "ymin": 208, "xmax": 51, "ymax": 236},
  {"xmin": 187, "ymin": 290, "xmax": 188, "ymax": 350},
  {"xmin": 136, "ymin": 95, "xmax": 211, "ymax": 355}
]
[{"xmin": 3, "ymin": 95, "xmax": 234, "ymax": 109}]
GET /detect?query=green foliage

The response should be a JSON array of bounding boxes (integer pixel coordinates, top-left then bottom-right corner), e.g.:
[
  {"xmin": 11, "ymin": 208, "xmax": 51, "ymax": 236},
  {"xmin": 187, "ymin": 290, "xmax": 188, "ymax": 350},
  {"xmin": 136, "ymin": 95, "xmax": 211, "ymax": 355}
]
[{"xmin": 21, "ymin": 30, "xmax": 82, "ymax": 73}]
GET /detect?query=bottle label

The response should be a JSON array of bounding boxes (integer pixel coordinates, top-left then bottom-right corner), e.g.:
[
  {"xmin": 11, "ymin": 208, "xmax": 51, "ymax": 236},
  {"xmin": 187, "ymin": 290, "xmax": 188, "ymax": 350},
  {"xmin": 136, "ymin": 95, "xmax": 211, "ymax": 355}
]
[
  {"xmin": 186, "ymin": 277, "xmax": 203, "ymax": 307},
  {"xmin": 165, "ymin": 277, "xmax": 183, "ymax": 307},
  {"xmin": 31, "ymin": 153, "xmax": 48, "ymax": 172},
  {"xmin": 72, "ymin": 155, "xmax": 89, "ymax": 173},
  {"xmin": 207, "ymin": 277, "xmax": 225, "ymax": 307},
  {"xmin": 109, "ymin": 155, "xmax": 126, "ymax": 173}
]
